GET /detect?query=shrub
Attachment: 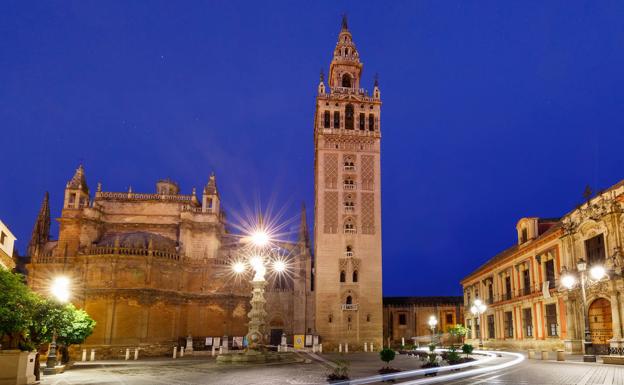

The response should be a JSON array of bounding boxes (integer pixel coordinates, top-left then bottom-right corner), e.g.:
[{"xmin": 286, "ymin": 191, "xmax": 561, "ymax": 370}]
[
  {"xmin": 446, "ymin": 346, "xmax": 461, "ymax": 365},
  {"xmin": 461, "ymin": 343, "xmax": 474, "ymax": 357},
  {"xmin": 327, "ymin": 360, "xmax": 349, "ymax": 382},
  {"xmin": 379, "ymin": 348, "xmax": 396, "ymax": 365},
  {"xmin": 428, "ymin": 343, "xmax": 436, "ymax": 353}
]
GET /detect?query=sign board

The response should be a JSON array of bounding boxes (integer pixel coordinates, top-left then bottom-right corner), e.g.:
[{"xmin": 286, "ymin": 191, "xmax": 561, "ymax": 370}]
[
  {"xmin": 205, "ymin": 337, "xmax": 213, "ymax": 346},
  {"xmin": 293, "ymin": 334, "xmax": 305, "ymax": 349}
]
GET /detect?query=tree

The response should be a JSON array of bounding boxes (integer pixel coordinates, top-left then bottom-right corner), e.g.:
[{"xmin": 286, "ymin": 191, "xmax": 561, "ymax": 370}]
[
  {"xmin": 447, "ymin": 324, "xmax": 468, "ymax": 346},
  {"xmin": 461, "ymin": 343, "xmax": 474, "ymax": 357},
  {"xmin": 379, "ymin": 348, "xmax": 396, "ymax": 366},
  {"xmin": 0, "ymin": 270, "xmax": 38, "ymax": 349}
]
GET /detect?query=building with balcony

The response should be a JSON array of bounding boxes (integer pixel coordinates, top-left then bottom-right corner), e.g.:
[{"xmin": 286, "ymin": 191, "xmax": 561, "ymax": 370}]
[
  {"xmin": 0, "ymin": 220, "xmax": 17, "ymax": 270},
  {"xmin": 461, "ymin": 180, "xmax": 624, "ymax": 354}
]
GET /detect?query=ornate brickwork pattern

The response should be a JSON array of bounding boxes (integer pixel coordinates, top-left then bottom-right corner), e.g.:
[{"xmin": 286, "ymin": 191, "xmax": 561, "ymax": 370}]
[
  {"xmin": 324, "ymin": 191, "xmax": 338, "ymax": 234},
  {"xmin": 324, "ymin": 153, "xmax": 338, "ymax": 189},
  {"xmin": 361, "ymin": 155, "xmax": 374, "ymax": 190},
  {"xmin": 361, "ymin": 192, "xmax": 375, "ymax": 234}
]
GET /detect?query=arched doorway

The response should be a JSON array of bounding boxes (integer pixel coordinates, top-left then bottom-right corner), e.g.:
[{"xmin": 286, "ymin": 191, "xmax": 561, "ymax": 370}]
[
  {"xmin": 269, "ymin": 316, "xmax": 285, "ymax": 346},
  {"xmin": 588, "ymin": 298, "xmax": 612, "ymax": 355}
]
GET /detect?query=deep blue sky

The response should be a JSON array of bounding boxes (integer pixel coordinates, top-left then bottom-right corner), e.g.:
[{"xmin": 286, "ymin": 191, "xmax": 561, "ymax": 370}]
[{"xmin": 1, "ymin": 1, "xmax": 623, "ymax": 296}]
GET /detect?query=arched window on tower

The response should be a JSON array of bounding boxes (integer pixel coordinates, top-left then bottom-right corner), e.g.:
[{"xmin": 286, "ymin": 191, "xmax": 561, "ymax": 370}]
[
  {"xmin": 369, "ymin": 113, "xmax": 375, "ymax": 131},
  {"xmin": 342, "ymin": 74, "xmax": 352, "ymax": 88},
  {"xmin": 340, "ymin": 270, "xmax": 346, "ymax": 283},
  {"xmin": 345, "ymin": 104, "xmax": 354, "ymax": 129},
  {"xmin": 359, "ymin": 113, "xmax": 365, "ymax": 130},
  {"xmin": 323, "ymin": 111, "xmax": 330, "ymax": 128},
  {"xmin": 334, "ymin": 111, "xmax": 340, "ymax": 129},
  {"xmin": 346, "ymin": 295, "xmax": 352, "ymax": 305},
  {"xmin": 345, "ymin": 245, "xmax": 353, "ymax": 257},
  {"xmin": 352, "ymin": 270, "xmax": 358, "ymax": 283}
]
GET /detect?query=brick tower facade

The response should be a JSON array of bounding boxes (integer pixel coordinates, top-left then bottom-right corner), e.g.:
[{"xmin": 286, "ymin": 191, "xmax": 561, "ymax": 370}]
[{"xmin": 314, "ymin": 16, "xmax": 383, "ymax": 349}]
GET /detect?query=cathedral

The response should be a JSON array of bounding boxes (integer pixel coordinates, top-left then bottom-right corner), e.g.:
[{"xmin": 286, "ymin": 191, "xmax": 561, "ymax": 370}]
[{"xmin": 26, "ymin": 16, "xmax": 383, "ymax": 355}]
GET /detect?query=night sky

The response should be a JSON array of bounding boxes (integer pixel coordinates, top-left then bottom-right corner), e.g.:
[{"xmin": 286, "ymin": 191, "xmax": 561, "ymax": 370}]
[{"xmin": 1, "ymin": 1, "xmax": 623, "ymax": 296}]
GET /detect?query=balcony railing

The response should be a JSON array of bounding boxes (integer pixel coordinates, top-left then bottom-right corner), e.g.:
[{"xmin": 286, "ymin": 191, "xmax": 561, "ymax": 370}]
[
  {"xmin": 344, "ymin": 228, "xmax": 357, "ymax": 234},
  {"xmin": 343, "ymin": 183, "xmax": 356, "ymax": 190},
  {"xmin": 344, "ymin": 206, "xmax": 355, "ymax": 213},
  {"xmin": 344, "ymin": 165, "xmax": 356, "ymax": 172},
  {"xmin": 341, "ymin": 304, "xmax": 359, "ymax": 311},
  {"xmin": 481, "ymin": 280, "xmax": 561, "ymax": 305},
  {"xmin": 345, "ymin": 251, "xmax": 354, "ymax": 257}
]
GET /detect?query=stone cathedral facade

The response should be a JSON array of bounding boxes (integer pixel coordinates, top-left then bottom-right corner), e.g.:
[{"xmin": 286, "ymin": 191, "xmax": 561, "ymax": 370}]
[
  {"xmin": 313, "ymin": 17, "xmax": 383, "ymax": 349},
  {"xmin": 25, "ymin": 17, "xmax": 383, "ymax": 355}
]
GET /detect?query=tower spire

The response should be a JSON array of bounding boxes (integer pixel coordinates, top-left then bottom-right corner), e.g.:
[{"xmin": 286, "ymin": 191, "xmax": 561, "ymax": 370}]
[
  {"xmin": 28, "ymin": 191, "xmax": 51, "ymax": 257},
  {"xmin": 341, "ymin": 14, "xmax": 349, "ymax": 31}
]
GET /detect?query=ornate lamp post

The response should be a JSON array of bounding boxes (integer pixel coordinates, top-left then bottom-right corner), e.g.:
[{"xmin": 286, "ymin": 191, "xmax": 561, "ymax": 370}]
[
  {"xmin": 428, "ymin": 315, "xmax": 438, "ymax": 345},
  {"xmin": 560, "ymin": 258, "xmax": 607, "ymax": 362},
  {"xmin": 470, "ymin": 299, "xmax": 487, "ymax": 349},
  {"xmin": 232, "ymin": 229, "xmax": 287, "ymax": 350},
  {"xmin": 45, "ymin": 276, "xmax": 70, "ymax": 372}
]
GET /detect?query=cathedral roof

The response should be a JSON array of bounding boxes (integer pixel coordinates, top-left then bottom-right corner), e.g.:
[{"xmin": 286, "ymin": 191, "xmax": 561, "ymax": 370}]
[{"xmin": 96, "ymin": 232, "xmax": 177, "ymax": 251}]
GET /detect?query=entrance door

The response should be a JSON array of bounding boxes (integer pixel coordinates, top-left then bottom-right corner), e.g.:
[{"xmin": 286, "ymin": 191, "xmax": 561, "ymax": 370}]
[
  {"xmin": 270, "ymin": 329, "xmax": 283, "ymax": 346},
  {"xmin": 588, "ymin": 298, "xmax": 612, "ymax": 355}
]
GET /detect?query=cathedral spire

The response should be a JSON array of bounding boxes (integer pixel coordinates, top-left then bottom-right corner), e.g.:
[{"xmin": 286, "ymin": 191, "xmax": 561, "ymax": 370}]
[
  {"xmin": 28, "ymin": 191, "xmax": 51, "ymax": 257},
  {"xmin": 341, "ymin": 14, "xmax": 349, "ymax": 31},
  {"xmin": 66, "ymin": 164, "xmax": 89, "ymax": 193}
]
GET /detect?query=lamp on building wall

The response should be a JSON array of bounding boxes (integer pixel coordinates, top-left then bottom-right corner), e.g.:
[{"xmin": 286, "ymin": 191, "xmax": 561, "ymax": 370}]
[
  {"xmin": 45, "ymin": 276, "xmax": 71, "ymax": 374},
  {"xmin": 470, "ymin": 299, "xmax": 487, "ymax": 349},
  {"xmin": 560, "ymin": 257, "xmax": 608, "ymax": 362}
]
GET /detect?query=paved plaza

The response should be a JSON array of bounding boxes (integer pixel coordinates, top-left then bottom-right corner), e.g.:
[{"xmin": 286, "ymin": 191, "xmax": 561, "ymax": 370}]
[{"xmin": 39, "ymin": 352, "xmax": 624, "ymax": 385}]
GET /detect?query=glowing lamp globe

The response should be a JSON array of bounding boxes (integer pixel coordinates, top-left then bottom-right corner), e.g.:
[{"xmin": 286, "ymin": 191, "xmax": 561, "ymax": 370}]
[
  {"xmin": 273, "ymin": 260, "xmax": 286, "ymax": 273},
  {"xmin": 251, "ymin": 231, "xmax": 269, "ymax": 247},
  {"xmin": 232, "ymin": 262, "xmax": 246, "ymax": 274},
  {"xmin": 561, "ymin": 274, "xmax": 576, "ymax": 289},
  {"xmin": 590, "ymin": 265, "xmax": 606, "ymax": 281},
  {"xmin": 51, "ymin": 276, "xmax": 70, "ymax": 303},
  {"xmin": 250, "ymin": 255, "xmax": 264, "ymax": 270}
]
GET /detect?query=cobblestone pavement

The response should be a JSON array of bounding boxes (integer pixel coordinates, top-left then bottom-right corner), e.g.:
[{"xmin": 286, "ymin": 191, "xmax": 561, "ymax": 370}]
[
  {"xmin": 439, "ymin": 359, "xmax": 624, "ymax": 385},
  {"xmin": 40, "ymin": 353, "xmax": 624, "ymax": 385}
]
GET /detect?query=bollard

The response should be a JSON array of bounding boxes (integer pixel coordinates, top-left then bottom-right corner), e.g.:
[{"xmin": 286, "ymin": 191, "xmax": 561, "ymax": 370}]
[
  {"xmin": 402, "ymin": 337, "xmax": 405, "ymax": 347},
  {"xmin": 541, "ymin": 350, "xmax": 549, "ymax": 360},
  {"xmin": 134, "ymin": 348, "xmax": 139, "ymax": 360},
  {"xmin": 528, "ymin": 349, "xmax": 535, "ymax": 359},
  {"xmin": 556, "ymin": 350, "xmax": 565, "ymax": 361},
  {"xmin": 81, "ymin": 349, "xmax": 87, "ymax": 362},
  {"xmin": 90, "ymin": 349, "xmax": 96, "ymax": 361},
  {"xmin": 319, "ymin": 343, "xmax": 323, "ymax": 353},
  {"xmin": 364, "ymin": 342, "xmax": 368, "ymax": 352},
  {"xmin": 173, "ymin": 347, "xmax": 177, "ymax": 359},
  {"xmin": 211, "ymin": 345, "xmax": 215, "ymax": 357},
  {"xmin": 180, "ymin": 346, "xmax": 185, "ymax": 357},
  {"xmin": 339, "ymin": 343, "xmax": 342, "ymax": 353},
  {"xmin": 345, "ymin": 343, "xmax": 349, "ymax": 353},
  {"xmin": 125, "ymin": 348, "xmax": 130, "ymax": 360}
]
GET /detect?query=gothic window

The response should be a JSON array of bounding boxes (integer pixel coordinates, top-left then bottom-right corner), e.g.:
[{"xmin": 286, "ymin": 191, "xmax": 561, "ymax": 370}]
[
  {"xmin": 342, "ymin": 73, "xmax": 352, "ymax": 88},
  {"xmin": 207, "ymin": 198, "xmax": 213, "ymax": 209},
  {"xmin": 333, "ymin": 111, "xmax": 340, "ymax": 129},
  {"xmin": 340, "ymin": 270, "xmax": 346, "ymax": 282},
  {"xmin": 345, "ymin": 245, "xmax": 353, "ymax": 256},
  {"xmin": 345, "ymin": 104, "xmax": 354, "ymax": 129},
  {"xmin": 343, "ymin": 177, "xmax": 355, "ymax": 190},
  {"xmin": 344, "ymin": 218, "xmax": 356, "ymax": 234},
  {"xmin": 368, "ymin": 113, "xmax": 375, "ymax": 131},
  {"xmin": 346, "ymin": 295, "xmax": 352, "ymax": 305},
  {"xmin": 359, "ymin": 113, "xmax": 365, "ymax": 130},
  {"xmin": 323, "ymin": 111, "xmax": 330, "ymax": 128},
  {"xmin": 343, "ymin": 155, "xmax": 355, "ymax": 171},
  {"xmin": 352, "ymin": 270, "xmax": 358, "ymax": 282}
]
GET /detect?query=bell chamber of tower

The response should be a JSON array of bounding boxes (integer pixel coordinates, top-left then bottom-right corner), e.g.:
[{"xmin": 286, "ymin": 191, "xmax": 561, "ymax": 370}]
[{"xmin": 313, "ymin": 16, "xmax": 383, "ymax": 350}]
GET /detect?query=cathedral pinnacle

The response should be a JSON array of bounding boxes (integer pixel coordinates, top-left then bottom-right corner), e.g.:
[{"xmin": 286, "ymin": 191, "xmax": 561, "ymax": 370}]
[
  {"xmin": 66, "ymin": 164, "xmax": 89, "ymax": 193},
  {"xmin": 28, "ymin": 191, "xmax": 51, "ymax": 257},
  {"xmin": 204, "ymin": 172, "xmax": 218, "ymax": 196}
]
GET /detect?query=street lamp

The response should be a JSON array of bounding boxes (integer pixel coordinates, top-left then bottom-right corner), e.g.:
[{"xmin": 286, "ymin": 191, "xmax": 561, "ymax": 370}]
[
  {"xmin": 428, "ymin": 315, "xmax": 438, "ymax": 345},
  {"xmin": 560, "ymin": 258, "xmax": 607, "ymax": 362},
  {"xmin": 470, "ymin": 299, "xmax": 487, "ymax": 349},
  {"xmin": 232, "ymin": 229, "xmax": 289, "ymax": 350},
  {"xmin": 45, "ymin": 276, "xmax": 70, "ymax": 372}
]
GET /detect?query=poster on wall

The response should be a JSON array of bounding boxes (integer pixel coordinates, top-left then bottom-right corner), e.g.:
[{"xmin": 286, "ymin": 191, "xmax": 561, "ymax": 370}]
[
  {"xmin": 305, "ymin": 334, "xmax": 313, "ymax": 347},
  {"xmin": 313, "ymin": 335, "xmax": 319, "ymax": 345},
  {"xmin": 213, "ymin": 337, "xmax": 221, "ymax": 347},
  {"xmin": 233, "ymin": 336, "xmax": 243, "ymax": 348},
  {"xmin": 294, "ymin": 335, "xmax": 305, "ymax": 349},
  {"xmin": 205, "ymin": 337, "xmax": 213, "ymax": 346}
]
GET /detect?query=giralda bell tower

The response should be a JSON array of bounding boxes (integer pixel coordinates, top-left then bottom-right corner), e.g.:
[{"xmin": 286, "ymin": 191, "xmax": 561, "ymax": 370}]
[{"xmin": 314, "ymin": 16, "xmax": 382, "ymax": 349}]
